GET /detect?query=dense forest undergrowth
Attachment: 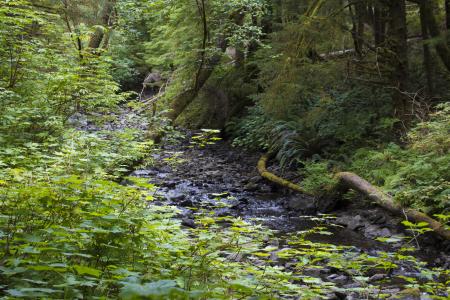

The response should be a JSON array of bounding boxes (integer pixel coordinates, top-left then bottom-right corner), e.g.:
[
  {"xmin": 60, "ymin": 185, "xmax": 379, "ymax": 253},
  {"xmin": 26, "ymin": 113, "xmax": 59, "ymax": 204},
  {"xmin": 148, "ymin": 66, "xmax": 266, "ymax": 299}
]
[{"xmin": 0, "ymin": 0, "xmax": 449, "ymax": 299}]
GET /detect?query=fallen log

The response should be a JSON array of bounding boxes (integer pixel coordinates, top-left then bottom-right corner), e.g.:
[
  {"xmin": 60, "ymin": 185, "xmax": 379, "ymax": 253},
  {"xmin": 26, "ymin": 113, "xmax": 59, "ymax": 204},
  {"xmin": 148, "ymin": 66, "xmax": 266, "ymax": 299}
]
[
  {"xmin": 257, "ymin": 154, "xmax": 313, "ymax": 195},
  {"xmin": 257, "ymin": 154, "xmax": 450, "ymax": 240},
  {"xmin": 335, "ymin": 172, "xmax": 450, "ymax": 240}
]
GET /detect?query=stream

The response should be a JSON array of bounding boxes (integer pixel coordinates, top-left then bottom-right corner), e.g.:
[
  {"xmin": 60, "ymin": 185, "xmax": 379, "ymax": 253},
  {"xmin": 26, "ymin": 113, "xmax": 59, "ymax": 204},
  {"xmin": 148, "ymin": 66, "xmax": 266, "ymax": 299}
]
[
  {"xmin": 71, "ymin": 110, "xmax": 449, "ymax": 299},
  {"xmin": 129, "ymin": 131, "xmax": 449, "ymax": 299}
]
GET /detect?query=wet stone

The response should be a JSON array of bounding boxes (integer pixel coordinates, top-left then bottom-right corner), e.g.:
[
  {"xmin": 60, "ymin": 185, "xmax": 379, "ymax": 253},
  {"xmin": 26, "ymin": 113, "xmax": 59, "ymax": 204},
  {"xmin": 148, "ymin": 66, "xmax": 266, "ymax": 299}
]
[
  {"xmin": 336, "ymin": 215, "xmax": 364, "ymax": 231},
  {"xmin": 364, "ymin": 225, "xmax": 392, "ymax": 239},
  {"xmin": 166, "ymin": 190, "xmax": 186, "ymax": 201},
  {"xmin": 370, "ymin": 273, "xmax": 386, "ymax": 282},
  {"xmin": 369, "ymin": 213, "xmax": 387, "ymax": 225},
  {"xmin": 327, "ymin": 274, "xmax": 348, "ymax": 285},
  {"xmin": 179, "ymin": 199, "xmax": 194, "ymax": 207},
  {"xmin": 181, "ymin": 218, "xmax": 196, "ymax": 228},
  {"xmin": 286, "ymin": 196, "xmax": 317, "ymax": 214},
  {"xmin": 244, "ymin": 182, "xmax": 259, "ymax": 191},
  {"xmin": 343, "ymin": 282, "xmax": 362, "ymax": 289}
]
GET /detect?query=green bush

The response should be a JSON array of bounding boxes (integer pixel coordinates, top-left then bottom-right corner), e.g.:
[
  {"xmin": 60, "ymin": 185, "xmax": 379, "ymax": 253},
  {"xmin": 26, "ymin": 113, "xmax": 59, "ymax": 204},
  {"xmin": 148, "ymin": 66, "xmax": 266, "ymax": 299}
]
[
  {"xmin": 349, "ymin": 104, "xmax": 450, "ymax": 213},
  {"xmin": 227, "ymin": 104, "xmax": 272, "ymax": 151}
]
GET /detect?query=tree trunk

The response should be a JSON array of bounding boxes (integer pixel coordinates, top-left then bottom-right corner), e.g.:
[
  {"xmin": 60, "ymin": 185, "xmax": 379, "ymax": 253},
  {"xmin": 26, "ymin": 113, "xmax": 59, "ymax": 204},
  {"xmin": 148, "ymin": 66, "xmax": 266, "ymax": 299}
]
[
  {"xmin": 168, "ymin": 7, "xmax": 245, "ymax": 121},
  {"xmin": 356, "ymin": 1, "xmax": 366, "ymax": 55},
  {"xmin": 335, "ymin": 172, "xmax": 450, "ymax": 240},
  {"xmin": 419, "ymin": 1, "xmax": 434, "ymax": 97},
  {"xmin": 349, "ymin": 3, "xmax": 365, "ymax": 57},
  {"xmin": 88, "ymin": 0, "xmax": 115, "ymax": 50},
  {"xmin": 168, "ymin": 39, "xmax": 227, "ymax": 121},
  {"xmin": 446, "ymin": 0, "xmax": 450, "ymax": 30},
  {"xmin": 386, "ymin": 0, "xmax": 409, "ymax": 124},
  {"xmin": 257, "ymin": 154, "xmax": 312, "ymax": 194},
  {"xmin": 373, "ymin": 3, "xmax": 386, "ymax": 47},
  {"xmin": 420, "ymin": 0, "xmax": 450, "ymax": 72}
]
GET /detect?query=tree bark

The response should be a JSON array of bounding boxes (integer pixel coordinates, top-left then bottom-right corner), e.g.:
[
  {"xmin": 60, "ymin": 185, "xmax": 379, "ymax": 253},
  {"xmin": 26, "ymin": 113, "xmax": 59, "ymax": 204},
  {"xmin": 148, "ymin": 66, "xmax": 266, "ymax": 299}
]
[
  {"xmin": 168, "ymin": 7, "xmax": 245, "ymax": 121},
  {"xmin": 419, "ymin": 1, "xmax": 434, "ymax": 97},
  {"xmin": 88, "ymin": 0, "xmax": 115, "ymax": 50},
  {"xmin": 256, "ymin": 154, "xmax": 450, "ymax": 240},
  {"xmin": 446, "ymin": 0, "xmax": 450, "ymax": 30},
  {"xmin": 373, "ymin": 3, "xmax": 386, "ymax": 47},
  {"xmin": 335, "ymin": 172, "xmax": 450, "ymax": 240},
  {"xmin": 257, "ymin": 154, "xmax": 312, "ymax": 195},
  {"xmin": 420, "ymin": 0, "xmax": 450, "ymax": 72},
  {"xmin": 385, "ymin": 0, "xmax": 410, "ymax": 123},
  {"xmin": 168, "ymin": 38, "xmax": 227, "ymax": 121},
  {"xmin": 349, "ymin": 3, "xmax": 364, "ymax": 57}
]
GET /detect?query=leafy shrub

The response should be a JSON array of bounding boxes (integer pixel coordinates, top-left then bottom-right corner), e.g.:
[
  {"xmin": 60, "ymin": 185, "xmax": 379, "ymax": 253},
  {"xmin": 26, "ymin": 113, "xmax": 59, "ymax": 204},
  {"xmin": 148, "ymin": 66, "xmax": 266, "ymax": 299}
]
[
  {"xmin": 299, "ymin": 160, "xmax": 339, "ymax": 194},
  {"xmin": 349, "ymin": 104, "xmax": 450, "ymax": 213},
  {"xmin": 287, "ymin": 103, "xmax": 449, "ymax": 214},
  {"xmin": 227, "ymin": 104, "xmax": 272, "ymax": 151}
]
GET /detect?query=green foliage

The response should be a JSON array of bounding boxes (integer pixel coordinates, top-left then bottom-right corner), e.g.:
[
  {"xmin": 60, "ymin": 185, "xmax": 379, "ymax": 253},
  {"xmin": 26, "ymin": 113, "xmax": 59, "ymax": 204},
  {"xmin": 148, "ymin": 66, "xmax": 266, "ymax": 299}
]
[
  {"xmin": 2, "ymin": 117, "xmax": 447, "ymax": 299},
  {"xmin": 1, "ymin": 0, "xmax": 450, "ymax": 298},
  {"xmin": 228, "ymin": 105, "xmax": 272, "ymax": 150},
  {"xmin": 298, "ymin": 160, "xmax": 338, "ymax": 194},
  {"xmin": 190, "ymin": 129, "xmax": 222, "ymax": 148},
  {"xmin": 296, "ymin": 104, "xmax": 450, "ymax": 214},
  {"xmin": 110, "ymin": 0, "xmax": 153, "ymax": 87},
  {"xmin": 0, "ymin": 0, "xmax": 128, "ymax": 146},
  {"xmin": 349, "ymin": 105, "xmax": 450, "ymax": 214}
]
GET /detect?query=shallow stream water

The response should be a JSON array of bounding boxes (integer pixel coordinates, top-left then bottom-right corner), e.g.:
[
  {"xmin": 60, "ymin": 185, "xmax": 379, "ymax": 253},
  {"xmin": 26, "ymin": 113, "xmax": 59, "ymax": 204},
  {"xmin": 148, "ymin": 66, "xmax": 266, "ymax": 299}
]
[
  {"xmin": 129, "ymin": 133, "xmax": 449, "ymax": 299},
  {"xmin": 73, "ymin": 110, "xmax": 449, "ymax": 298}
]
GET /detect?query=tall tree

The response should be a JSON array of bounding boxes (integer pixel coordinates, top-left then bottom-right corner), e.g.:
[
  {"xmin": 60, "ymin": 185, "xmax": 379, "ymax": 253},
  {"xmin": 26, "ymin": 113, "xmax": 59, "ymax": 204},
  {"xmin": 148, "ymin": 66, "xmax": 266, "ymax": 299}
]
[
  {"xmin": 384, "ymin": 0, "xmax": 409, "ymax": 122},
  {"xmin": 419, "ymin": 1, "xmax": 434, "ymax": 97},
  {"xmin": 88, "ymin": 0, "xmax": 116, "ymax": 51},
  {"xmin": 418, "ymin": 0, "xmax": 450, "ymax": 72}
]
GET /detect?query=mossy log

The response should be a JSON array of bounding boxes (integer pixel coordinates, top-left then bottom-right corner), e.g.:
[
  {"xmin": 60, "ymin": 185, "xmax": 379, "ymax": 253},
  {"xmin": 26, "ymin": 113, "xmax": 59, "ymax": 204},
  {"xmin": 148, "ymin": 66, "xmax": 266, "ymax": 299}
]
[
  {"xmin": 257, "ymin": 154, "xmax": 313, "ymax": 195},
  {"xmin": 335, "ymin": 172, "xmax": 450, "ymax": 240},
  {"xmin": 257, "ymin": 154, "xmax": 450, "ymax": 240}
]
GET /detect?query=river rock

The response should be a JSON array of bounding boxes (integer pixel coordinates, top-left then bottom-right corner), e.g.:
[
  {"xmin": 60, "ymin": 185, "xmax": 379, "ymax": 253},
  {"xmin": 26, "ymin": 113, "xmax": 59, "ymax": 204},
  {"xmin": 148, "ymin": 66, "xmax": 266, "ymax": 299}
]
[
  {"xmin": 368, "ymin": 213, "xmax": 387, "ymax": 225},
  {"xmin": 364, "ymin": 225, "xmax": 392, "ymax": 239},
  {"xmin": 369, "ymin": 273, "xmax": 386, "ymax": 282},
  {"xmin": 336, "ymin": 215, "xmax": 364, "ymax": 231},
  {"xmin": 259, "ymin": 184, "xmax": 272, "ymax": 193},
  {"xmin": 244, "ymin": 182, "xmax": 259, "ymax": 191},
  {"xmin": 130, "ymin": 169, "xmax": 154, "ymax": 177},
  {"xmin": 316, "ymin": 195, "xmax": 338, "ymax": 213},
  {"xmin": 343, "ymin": 282, "xmax": 362, "ymax": 289},
  {"xmin": 166, "ymin": 190, "xmax": 186, "ymax": 201},
  {"xmin": 181, "ymin": 218, "xmax": 196, "ymax": 228},
  {"xmin": 179, "ymin": 199, "xmax": 194, "ymax": 207},
  {"xmin": 286, "ymin": 195, "xmax": 316, "ymax": 214},
  {"xmin": 327, "ymin": 274, "xmax": 348, "ymax": 285}
]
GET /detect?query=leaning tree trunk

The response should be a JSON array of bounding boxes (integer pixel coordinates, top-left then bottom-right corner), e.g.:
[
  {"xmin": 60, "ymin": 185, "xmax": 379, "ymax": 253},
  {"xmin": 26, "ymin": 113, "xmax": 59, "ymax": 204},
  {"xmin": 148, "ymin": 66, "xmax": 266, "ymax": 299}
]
[
  {"xmin": 335, "ymin": 172, "xmax": 450, "ymax": 240},
  {"xmin": 168, "ymin": 7, "xmax": 245, "ymax": 121},
  {"xmin": 167, "ymin": 45, "xmax": 226, "ymax": 121}
]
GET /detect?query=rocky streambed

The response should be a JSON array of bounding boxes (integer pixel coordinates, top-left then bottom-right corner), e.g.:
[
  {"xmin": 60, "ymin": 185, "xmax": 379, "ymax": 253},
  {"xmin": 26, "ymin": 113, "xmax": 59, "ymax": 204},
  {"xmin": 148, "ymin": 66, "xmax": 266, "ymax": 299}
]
[
  {"xmin": 71, "ymin": 109, "xmax": 449, "ymax": 298},
  {"xmin": 129, "ymin": 132, "xmax": 449, "ymax": 299}
]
